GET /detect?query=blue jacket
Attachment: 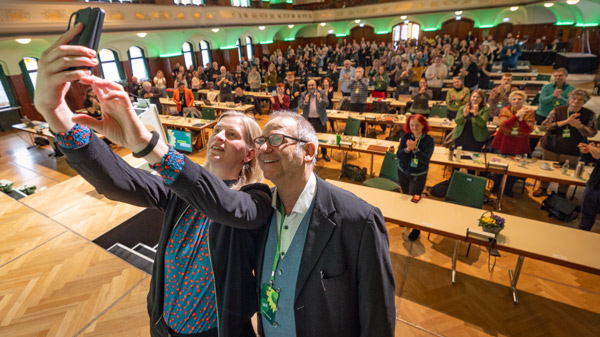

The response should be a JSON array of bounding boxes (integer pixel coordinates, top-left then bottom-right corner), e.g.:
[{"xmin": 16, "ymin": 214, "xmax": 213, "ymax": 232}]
[
  {"xmin": 396, "ymin": 133, "xmax": 435, "ymax": 176},
  {"xmin": 500, "ymin": 44, "xmax": 522, "ymax": 68}
]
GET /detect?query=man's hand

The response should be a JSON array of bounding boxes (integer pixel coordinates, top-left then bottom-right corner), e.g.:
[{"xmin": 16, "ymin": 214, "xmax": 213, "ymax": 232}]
[
  {"xmin": 579, "ymin": 143, "xmax": 600, "ymax": 159},
  {"xmin": 553, "ymin": 88, "xmax": 562, "ymax": 98},
  {"xmin": 316, "ymin": 92, "xmax": 321, "ymax": 101},
  {"xmin": 34, "ymin": 23, "xmax": 98, "ymax": 133}
]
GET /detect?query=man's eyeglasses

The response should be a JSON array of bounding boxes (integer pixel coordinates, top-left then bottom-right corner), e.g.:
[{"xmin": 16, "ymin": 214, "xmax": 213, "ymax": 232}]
[{"xmin": 254, "ymin": 134, "xmax": 308, "ymax": 148}]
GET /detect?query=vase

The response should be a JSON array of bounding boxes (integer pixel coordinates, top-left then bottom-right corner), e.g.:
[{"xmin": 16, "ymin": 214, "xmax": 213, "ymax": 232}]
[{"xmin": 482, "ymin": 226, "xmax": 502, "ymax": 235}]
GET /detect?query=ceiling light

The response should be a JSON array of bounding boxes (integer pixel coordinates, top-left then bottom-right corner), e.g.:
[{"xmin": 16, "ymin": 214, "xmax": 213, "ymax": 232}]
[
  {"xmin": 566, "ymin": 0, "xmax": 579, "ymax": 4},
  {"xmin": 328, "ymin": 29, "xmax": 334, "ymax": 34},
  {"xmin": 212, "ymin": 28, "xmax": 220, "ymax": 32},
  {"xmin": 320, "ymin": 22, "xmax": 326, "ymax": 26},
  {"xmin": 258, "ymin": 26, "xmax": 265, "ymax": 30},
  {"xmin": 404, "ymin": 20, "xmax": 409, "ymax": 24},
  {"xmin": 510, "ymin": 6, "xmax": 519, "ymax": 11},
  {"xmin": 354, "ymin": 19, "xmax": 360, "ymax": 23},
  {"xmin": 288, "ymin": 24, "xmax": 294, "ymax": 28},
  {"xmin": 15, "ymin": 38, "xmax": 31, "ymax": 44},
  {"xmin": 455, "ymin": 11, "xmax": 462, "ymax": 15},
  {"xmin": 359, "ymin": 23, "xmax": 365, "ymax": 27},
  {"xmin": 136, "ymin": 32, "xmax": 147, "ymax": 38},
  {"xmin": 400, "ymin": 15, "xmax": 407, "ymax": 20},
  {"xmin": 456, "ymin": 16, "xmax": 462, "ymax": 21},
  {"xmin": 503, "ymin": 17, "xmax": 510, "ymax": 22},
  {"xmin": 544, "ymin": 2, "xmax": 554, "ymax": 7}
]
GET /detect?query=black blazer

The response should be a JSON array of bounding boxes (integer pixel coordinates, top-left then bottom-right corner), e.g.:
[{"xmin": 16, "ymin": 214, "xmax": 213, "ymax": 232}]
[{"xmin": 256, "ymin": 176, "xmax": 396, "ymax": 337}]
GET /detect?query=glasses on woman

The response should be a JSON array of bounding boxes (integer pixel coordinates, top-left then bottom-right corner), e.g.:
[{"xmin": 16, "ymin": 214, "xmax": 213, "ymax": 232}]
[{"xmin": 254, "ymin": 134, "xmax": 307, "ymax": 148}]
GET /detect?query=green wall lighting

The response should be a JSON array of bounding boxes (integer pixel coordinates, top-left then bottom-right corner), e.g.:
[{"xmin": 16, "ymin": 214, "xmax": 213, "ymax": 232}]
[
  {"xmin": 260, "ymin": 40, "xmax": 274, "ymax": 45},
  {"xmin": 283, "ymin": 37, "xmax": 295, "ymax": 41},
  {"xmin": 478, "ymin": 24, "xmax": 494, "ymax": 28},
  {"xmin": 555, "ymin": 21, "xmax": 575, "ymax": 26},
  {"xmin": 220, "ymin": 45, "xmax": 237, "ymax": 50},
  {"xmin": 422, "ymin": 27, "xmax": 437, "ymax": 32},
  {"xmin": 335, "ymin": 33, "xmax": 348, "ymax": 37},
  {"xmin": 375, "ymin": 30, "xmax": 390, "ymax": 35},
  {"xmin": 159, "ymin": 52, "xmax": 182, "ymax": 58},
  {"xmin": 575, "ymin": 23, "xmax": 599, "ymax": 27}
]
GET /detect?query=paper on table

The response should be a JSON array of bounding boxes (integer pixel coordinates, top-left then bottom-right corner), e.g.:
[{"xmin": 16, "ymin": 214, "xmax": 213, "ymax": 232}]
[{"xmin": 434, "ymin": 147, "xmax": 446, "ymax": 154}]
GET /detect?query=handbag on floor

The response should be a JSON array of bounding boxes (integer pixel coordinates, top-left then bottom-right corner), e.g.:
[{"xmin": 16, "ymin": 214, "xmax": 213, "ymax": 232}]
[{"xmin": 541, "ymin": 192, "xmax": 580, "ymax": 222}]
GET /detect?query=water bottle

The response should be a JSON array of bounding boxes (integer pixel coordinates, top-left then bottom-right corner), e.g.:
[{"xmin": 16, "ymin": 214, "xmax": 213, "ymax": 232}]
[
  {"xmin": 574, "ymin": 161, "xmax": 584, "ymax": 178},
  {"xmin": 448, "ymin": 147, "xmax": 454, "ymax": 161},
  {"xmin": 336, "ymin": 133, "xmax": 341, "ymax": 145},
  {"xmin": 561, "ymin": 160, "xmax": 569, "ymax": 174}
]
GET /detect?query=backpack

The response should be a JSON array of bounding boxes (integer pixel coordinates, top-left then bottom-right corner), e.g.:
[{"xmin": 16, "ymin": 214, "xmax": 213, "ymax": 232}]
[
  {"xmin": 34, "ymin": 137, "xmax": 50, "ymax": 146},
  {"xmin": 430, "ymin": 179, "xmax": 451, "ymax": 198},
  {"xmin": 541, "ymin": 192, "xmax": 580, "ymax": 222},
  {"xmin": 370, "ymin": 101, "xmax": 389, "ymax": 114},
  {"xmin": 338, "ymin": 97, "xmax": 351, "ymax": 111},
  {"xmin": 341, "ymin": 163, "xmax": 367, "ymax": 182}
]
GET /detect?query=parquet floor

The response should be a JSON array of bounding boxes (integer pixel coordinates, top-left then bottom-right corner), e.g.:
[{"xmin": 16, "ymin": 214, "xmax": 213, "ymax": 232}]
[{"xmin": 1, "ymin": 79, "xmax": 600, "ymax": 336}]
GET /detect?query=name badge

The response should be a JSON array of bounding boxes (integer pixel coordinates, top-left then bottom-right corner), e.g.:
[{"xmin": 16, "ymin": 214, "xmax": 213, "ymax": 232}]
[
  {"xmin": 497, "ymin": 103, "xmax": 503, "ymax": 109},
  {"xmin": 260, "ymin": 283, "xmax": 279, "ymax": 325},
  {"xmin": 411, "ymin": 157, "xmax": 419, "ymax": 168},
  {"xmin": 562, "ymin": 128, "xmax": 571, "ymax": 139},
  {"xmin": 511, "ymin": 127, "xmax": 519, "ymax": 136},
  {"xmin": 355, "ymin": 88, "xmax": 360, "ymax": 94}
]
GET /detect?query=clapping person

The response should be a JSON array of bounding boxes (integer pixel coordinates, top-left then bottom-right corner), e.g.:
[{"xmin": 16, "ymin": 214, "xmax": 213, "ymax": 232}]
[
  {"xmin": 488, "ymin": 73, "xmax": 517, "ymax": 118},
  {"xmin": 395, "ymin": 60, "xmax": 413, "ymax": 96},
  {"xmin": 409, "ymin": 78, "xmax": 433, "ymax": 115},
  {"xmin": 446, "ymin": 77, "xmax": 470, "ymax": 120},
  {"xmin": 300, "ymin": 79, "xmax": 330, "ymax": 161},
  {"xmin": 270, "ymin": 82, "xmax": 290, "ymax": 111},
  {"xmin": 396, "ymin": 114, "xmax": 434, "ymax": 241},
  {"xmin": 577, "ymin": 142, "xmax": 600, "ymax": 231},
  {"xmin": 371, "ymin": 64, "xmax": 390, "ymax": 98},
  {"xmin": 453, "ymin": 89, "xmax": 490, "ymax": 152}
]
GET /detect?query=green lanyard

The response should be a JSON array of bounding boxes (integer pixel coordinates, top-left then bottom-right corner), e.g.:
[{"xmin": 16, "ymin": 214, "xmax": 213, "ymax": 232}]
[
  {"xmin": 565, "ymin": 109, "xmax": 570, "ymax": 130},
  {"xmin": 413, "ymin": 134, "xmax": 422, "ymax": 155},
  {"xmin": 269, "ymin": 202, "xmax": 286, "ymax": 285}
]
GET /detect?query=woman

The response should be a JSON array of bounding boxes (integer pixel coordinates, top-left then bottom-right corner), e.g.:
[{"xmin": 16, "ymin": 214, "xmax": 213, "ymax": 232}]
[
  {"xmin": 190, "ymin": 70, "xmax": 203, "ymax": 91},
  {"xmin": 323, "ymin": 77, "xmax": 336, "ymax": 131},
  {"xmin": 396, "ymin": 114, "xmax": 434, "ymax": 241},
  {"xmin": 153, "ymin": 69, "xmax": 167, "ymax": 98},
  {"xmin": 270, "ymin": 82, "xmax": 290, "ymax": 111},
  {"xmin": 409, "ymin": 78, "xmax": 433, "ymax": 115},
  {"xmin": 490, "ymin": 91, "xmax": 535, "ymax": 196},
  {"xmin": 477, "ymin": 54, "xmax": 492, "ymax": 90},
  {"xmin": 35, "ymin": 24, "xmax": 272, "ymax": 337},
  {"xmin": 83, "ymin": 87, "xmax": 101, "ymax": 119},
  {"xmin": 265, "ymin": 63, "xmax": 278, "ymax": 92},
  {"xmin": 533, "ymin": 89, "xmax": 598, "ymax": 197},
  {"xmin": 453, "ymin": 89, "xmax": 490, "ymax": 152}
]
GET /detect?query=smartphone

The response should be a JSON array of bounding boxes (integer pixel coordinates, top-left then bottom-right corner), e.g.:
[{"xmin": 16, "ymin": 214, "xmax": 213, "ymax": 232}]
[
  {"xmin": 411, "ymin": 195, "xmax": 421, "ymax": 203},
  {"xmin": 68, "ymin": 7, "xmax": 105, "ymax": 52}
]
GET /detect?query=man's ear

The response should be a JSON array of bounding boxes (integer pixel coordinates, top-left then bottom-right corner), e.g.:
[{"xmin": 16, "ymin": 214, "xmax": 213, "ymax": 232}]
[{"xmin": 304, "ymin": 142, "xmax": 316, "ymax": 163}]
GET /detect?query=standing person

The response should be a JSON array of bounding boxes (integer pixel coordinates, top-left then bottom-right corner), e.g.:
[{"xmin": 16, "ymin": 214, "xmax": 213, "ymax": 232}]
[
  {"xmin": 534, "ymin": 89, "xmax": 597, "ymax": 197},
  {"xmin": 233, "ymin": 64, "xmax": 247, "ymax": 90},
  {"xmin": 577, "ymin": 142, "xmax": 600, "ymax": 231},
  {"xmin": 425, "ymin": 55, "xmax": 448, "ymax": 100},
  {"xmin": 216, "ymin": 66, "xmax": 234, "ymax": 102},
  {"xmin": 490, "ymin": 91, "xmax": 535, "ymax": 196},
  {"xmin": 338, "ymin": 59, "xmax": 356, "ymax": 97},
  {"xmin": 453, "ymin": 54, "xmax": 479, "ymax": 91},
  {"xmin": 284, "ymin": 72, "xmax": 301, "ymax": 113},
  {"xmin": 191, "ymin": 70, "xmax": 203, "ymax": 91},
  {"xmin": 477, "ymin": 54, "xmax": 492, "ymax": 91},
  {"xmin": 83, "ymin": 87, "xmax": 101, "ymax": 119},
  {"xmin": 270, "ymin": 82, "xmax": 290, "ymax": 111},
  {"xmin": 322, "ymin": 77, "xmax": 335, "ymax": 109},
  {"xmin": 325, "ymin": 62, "xmax": 339, "ymax": 91},
  {"xmin": 153, "ymin": 69, "xmax": 167, "ymax": 98},
  {"xmin": 129, "ymin": 76, "xmax": 141, "ymax": 97},
  {"xmin": 453, "ymin": 89, "xmax": 490, "ymax": 152},
  {"xmin": 488, "ymin": 73, "xmax": 517, "ymax": 117},
  {"xmin": 300, "ymin": 79, "xmax": 330, "ymax": 161},
  {"xmin": 348, "ymin": 67, "xmax": 369, "ymax": 113},
  {"xmin": 371, "ymin": 65, "xmax": 390, "ymax": 98},
  {"xmin": 535, "ymin": 68, "xmax": 575, "ymax": 125},
  {"xmin": 140, "ymin": 81, "xmax": 163, "ymax": 114},
  {"xmin": 409, "ymin": 78, "xmax": 433, "ymax": 115},
  {"xmin": 247, "ymin": 66, "xmax": 262, "ymax": 92},
  {"xmin": 396, "ymin": 114, "xmax": 434, "ymax": 241},
  {"xmin": 265, "ymin": 63, "xmax": 278, "ymax": 92},
  {"xmin": 173, "ymin": 81, "xmax": 194, "ymax": 116},
  {"xmin": 395, "ymin": 60, "xmax": 413, "ymax": 96},
  {"xmin": 34, "ymin": 25, "xmax": 272, "ymax": 337},
  {"xmin": 446, "ymin": 77, "xmax": 470, "ymax": 120},
  {"xmin": 500, "ymin": 37, "xmax": 522, "ymax": 72}
]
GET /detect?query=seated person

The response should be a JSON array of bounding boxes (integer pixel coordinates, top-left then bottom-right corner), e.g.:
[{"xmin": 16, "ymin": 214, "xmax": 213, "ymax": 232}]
[
  {"xmin": 233, "ymin": 86, "xmax": 247, "ymax": 105},
  {"xmin": 83, "ymin": 87, "xmax": 101, "ymax": 119},
  {"xmin": 140, "ymin": 81, "xmax": 163, "ymax": 114}
]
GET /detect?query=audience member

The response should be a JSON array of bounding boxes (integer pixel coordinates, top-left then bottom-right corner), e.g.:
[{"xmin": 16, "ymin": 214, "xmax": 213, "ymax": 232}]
[
  {"xmin": 173, "ymin": 81, "xmax": 194, "ymax": 115},
  {"xmin": 248, "ymin": 66, "xmax": 262, "ymax": 92},
  {"xmin": 488, "ymin": 73, "xmax": 518, "ymax": 117},
  {"xmin": 409, "ymin": 78, "xmax": 433, "ymax": 115},
  {"xmin": 140, "ymin": 81, "xmax": 163, "ymax": 114},
  {"xmin": 500, "ymin": 37, "xmax": 522, "ymax": 72},
  {"xmin": 453, "ymin": 89, "xmax": 490, "ymax": 152},
  {"xmin": 83, "ymin": 87, "xmax": 101, "ymax": 119},
  {"xmin": 300, "ymin": 79, "xmax": 330, "ymax": 161},
  {"xmin": 446, "ymin": 77, "xmax": 470, "ymax": 120},
  {"xmin": 339, "ymin": 59, "xmax": 356, "ymax": 97},
  {"xmin": 270, "ymin": 82, "xmax": 290, "ymax": 111},
  {"xmin": 216, "ymin": 66, "xmax": 234, "ymax": 102},
  {"xmin": 349, "ymin": 67, "xmax": 369, "ymax": 113},
  {"xmin": 425, "ymin": 55, "xmax": 447, "ymax": 100},
  {"xmin": 536, "ymin": 68, "xmax": 575, "ymax": 125},
  {"xmin": 284, "ymin": 72, "xmax": 301, "ymax": 112},
  {"xmin": 153, "ymin": 70, "xmax": 167, "ymax": 98}
]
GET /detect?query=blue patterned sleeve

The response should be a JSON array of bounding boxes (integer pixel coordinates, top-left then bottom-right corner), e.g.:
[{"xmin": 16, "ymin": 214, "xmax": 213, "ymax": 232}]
[
  {"xmin": 150, "ymin": 146, "xmax": 185, "ymax": 185},
  {"xmin": 55, "ymin": 124, "xmax": 92, "ymax": 149}
]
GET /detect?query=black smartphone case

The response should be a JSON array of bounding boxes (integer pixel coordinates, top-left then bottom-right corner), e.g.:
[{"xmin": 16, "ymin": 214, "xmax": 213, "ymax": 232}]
[{"xmin": 68, "ymin": 7, "xmax": 105, "ymax": 51}]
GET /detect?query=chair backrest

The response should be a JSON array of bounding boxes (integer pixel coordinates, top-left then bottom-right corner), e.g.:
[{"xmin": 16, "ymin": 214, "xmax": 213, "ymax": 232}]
[
  {"xmin": 201, "ymin": 107, "xmax": 216, "ymax": 120},
  {"xmin": 193, "ymin": 91, "xmax": 200, "ymax": 101},
  {"xmin": 379, "ymin": 151, "xmax": 400, "ymax": 183},
  {"xmin": 445, "ymin": 171, "xmax": 486, "ymax": 209},
  {"xmin": 182, "ymin": 107, "xmax": 201, "ymax": 119},
  {"xmin": 429, "ymin": 104, "xmax": 448, "ymax": 118},
  {"xmin": 536, "ymin": 74, "xmax": 551, "ymax": 81},
  {"xmin": 513, "ymin": 76, "xmax": 523, "ymax": 81},
  {"xmin": 344, "ymin": 116, "xmax": 361, "ymax": 136}
]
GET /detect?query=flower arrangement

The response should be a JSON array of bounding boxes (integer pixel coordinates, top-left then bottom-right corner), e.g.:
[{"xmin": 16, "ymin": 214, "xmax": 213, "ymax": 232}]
[{"xmin": 478, "ymin": 211, "xmax": 505, "ymax": 235}]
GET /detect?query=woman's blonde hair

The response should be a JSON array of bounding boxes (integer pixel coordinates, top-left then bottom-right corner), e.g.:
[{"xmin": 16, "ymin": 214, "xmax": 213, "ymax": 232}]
[
  {"xmin": 509, "ymin": 90, "xmax": 527, "ymax": 101},
  {"xmin": 204, "ymin": 111, "xmax": 263, "ymax": 190}
]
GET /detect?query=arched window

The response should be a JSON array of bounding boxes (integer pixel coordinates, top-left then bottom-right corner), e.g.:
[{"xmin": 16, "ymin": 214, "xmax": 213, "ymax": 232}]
[
  {"xmin": 0, "ymin": 65, "xmax": 16, "ymax": 108},
  {"xmin": 231, "ymin": 0, "xmax": 250, "ymax": 7},
  {"xmin": 236, "ymin": 38, "xmax": 243, "ymax": 63},
  {"xmin": 18, "ymin": 57, "xmax": 38, "ymax": 100},
  {"xmin": 199, "ymin": 40, "xmax": 212, "ymax": 66},
  {"xmin": 182, "ymin": 42, "xmax": 195, "ymax": 69},
  {"xmin": 99, "ymin": 49, "xmax": 123, "ymax": 82},
  {"xmin": 128, "ymin": 46, "xmax": 149, "ymax": 80},
  {"xmin": 392, "ymin": 22, "xmax": 420, "ymax": 44},
  {"xmin": 245, "ymin": 36, "xmax": 254, "ymax": 60}
]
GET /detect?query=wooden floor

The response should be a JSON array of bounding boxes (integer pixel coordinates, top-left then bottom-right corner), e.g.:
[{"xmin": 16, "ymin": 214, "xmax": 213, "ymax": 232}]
[{"xmin": 2, "ymin": 83, "xmax": 600, "ymax": 335}]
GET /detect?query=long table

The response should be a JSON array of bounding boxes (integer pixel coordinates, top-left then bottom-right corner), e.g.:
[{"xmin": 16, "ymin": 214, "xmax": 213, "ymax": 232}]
[
  {"xmin": 328, "ymin": 180, "xmax": 600, "ymax": 303},
  {"xmin": 159, "ymin": 97, "xmax": 254, "ymax": 114}
]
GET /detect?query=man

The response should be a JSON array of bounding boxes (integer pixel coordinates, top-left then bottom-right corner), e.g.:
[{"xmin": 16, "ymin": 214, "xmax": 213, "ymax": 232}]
[
  {"xmin": 533, "ymin": 38, "xmax": 545, "ymax": 51},
  {"xmin": 445, "ymin": 77, "xmax": 470, "ymax": 120},
  {"xmin": 394, "ymin": 60, "xmax": 413, "ymax": 96},
  {"xmin": 481, "ymin": 35, "xmax": 494, "ymax": 47},
  {"xmin": 349, "ymin": 67, "xmax": 369, "ymax": 113},
  {"xmin": 172, "ymin": 81, "xmax": 194, "ymax": 116},
  {"xmin": 140, "ymin": 81, "xmax": 163, "ymax": 114},
  {"xmin": 247, "ymin": 66, "xmax": 262, "ymax": 92},
  {"xmin": 255, "ymin": 111, "xmax": 395, "ymax": 336},
  {"xmin": 338, "ymin": 59, "xmax": 356, "ymax": 97},
  {"xmin": 284, "ymin": 72, "xmax": 301, "ymax": 113},
  {"xmin": 299, "ymin": 80, "xmax": 330, "ymax": 162},
  {"xmin": 128, "ymin": 76, "xmax": 141, "ymax": 97},
  {"xmin": 371, "ymin": 65, "xmax": 390, "ymax": 98},
  {"xmin": 325, "ymin": 62, "xmax": 339, "ymax": 91},
  {"xmin": 233, "ymin": 64, "xmax": 247, "ymax": 90},
  {"xmin": 425, "ymin": 55, "xmax": 448, "ymax": 100},
  {"xmin": 216, "ymin": 66, "xmax": 234, "ymax": 102},
  {"xmin": 536, "ymin": 68, "xmax": 574, "ymax": 125},
  {"xmin": 488, "ymin": 73, "xmax": 517, "ymax": 117},
  {"xmin": 577, "ymin": 142, "xmax": 600, "ymax": 232},
  {"xmin": 210, "ymin": 61, "xmax": 220, "ymax": 82},
  {"xmin": 233, "ymin": 86, "xmax": 247, "ymax": 105},
  {"xmin": 453, "ymin": 54, "xmax": 479, "ymax": 91},
  {"xmin": 500, "ymin": 37, "xmax": 522, "ymax": 72},
  {"xmin": 387, "ymin": 55, "xmax": 403, "ymax": 87}
]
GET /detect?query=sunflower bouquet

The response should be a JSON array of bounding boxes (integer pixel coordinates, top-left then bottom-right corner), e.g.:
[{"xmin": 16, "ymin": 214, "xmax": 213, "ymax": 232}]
[{"xmin": 478, "ymin": 211, "xmax": 505, "ymax": 235}]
